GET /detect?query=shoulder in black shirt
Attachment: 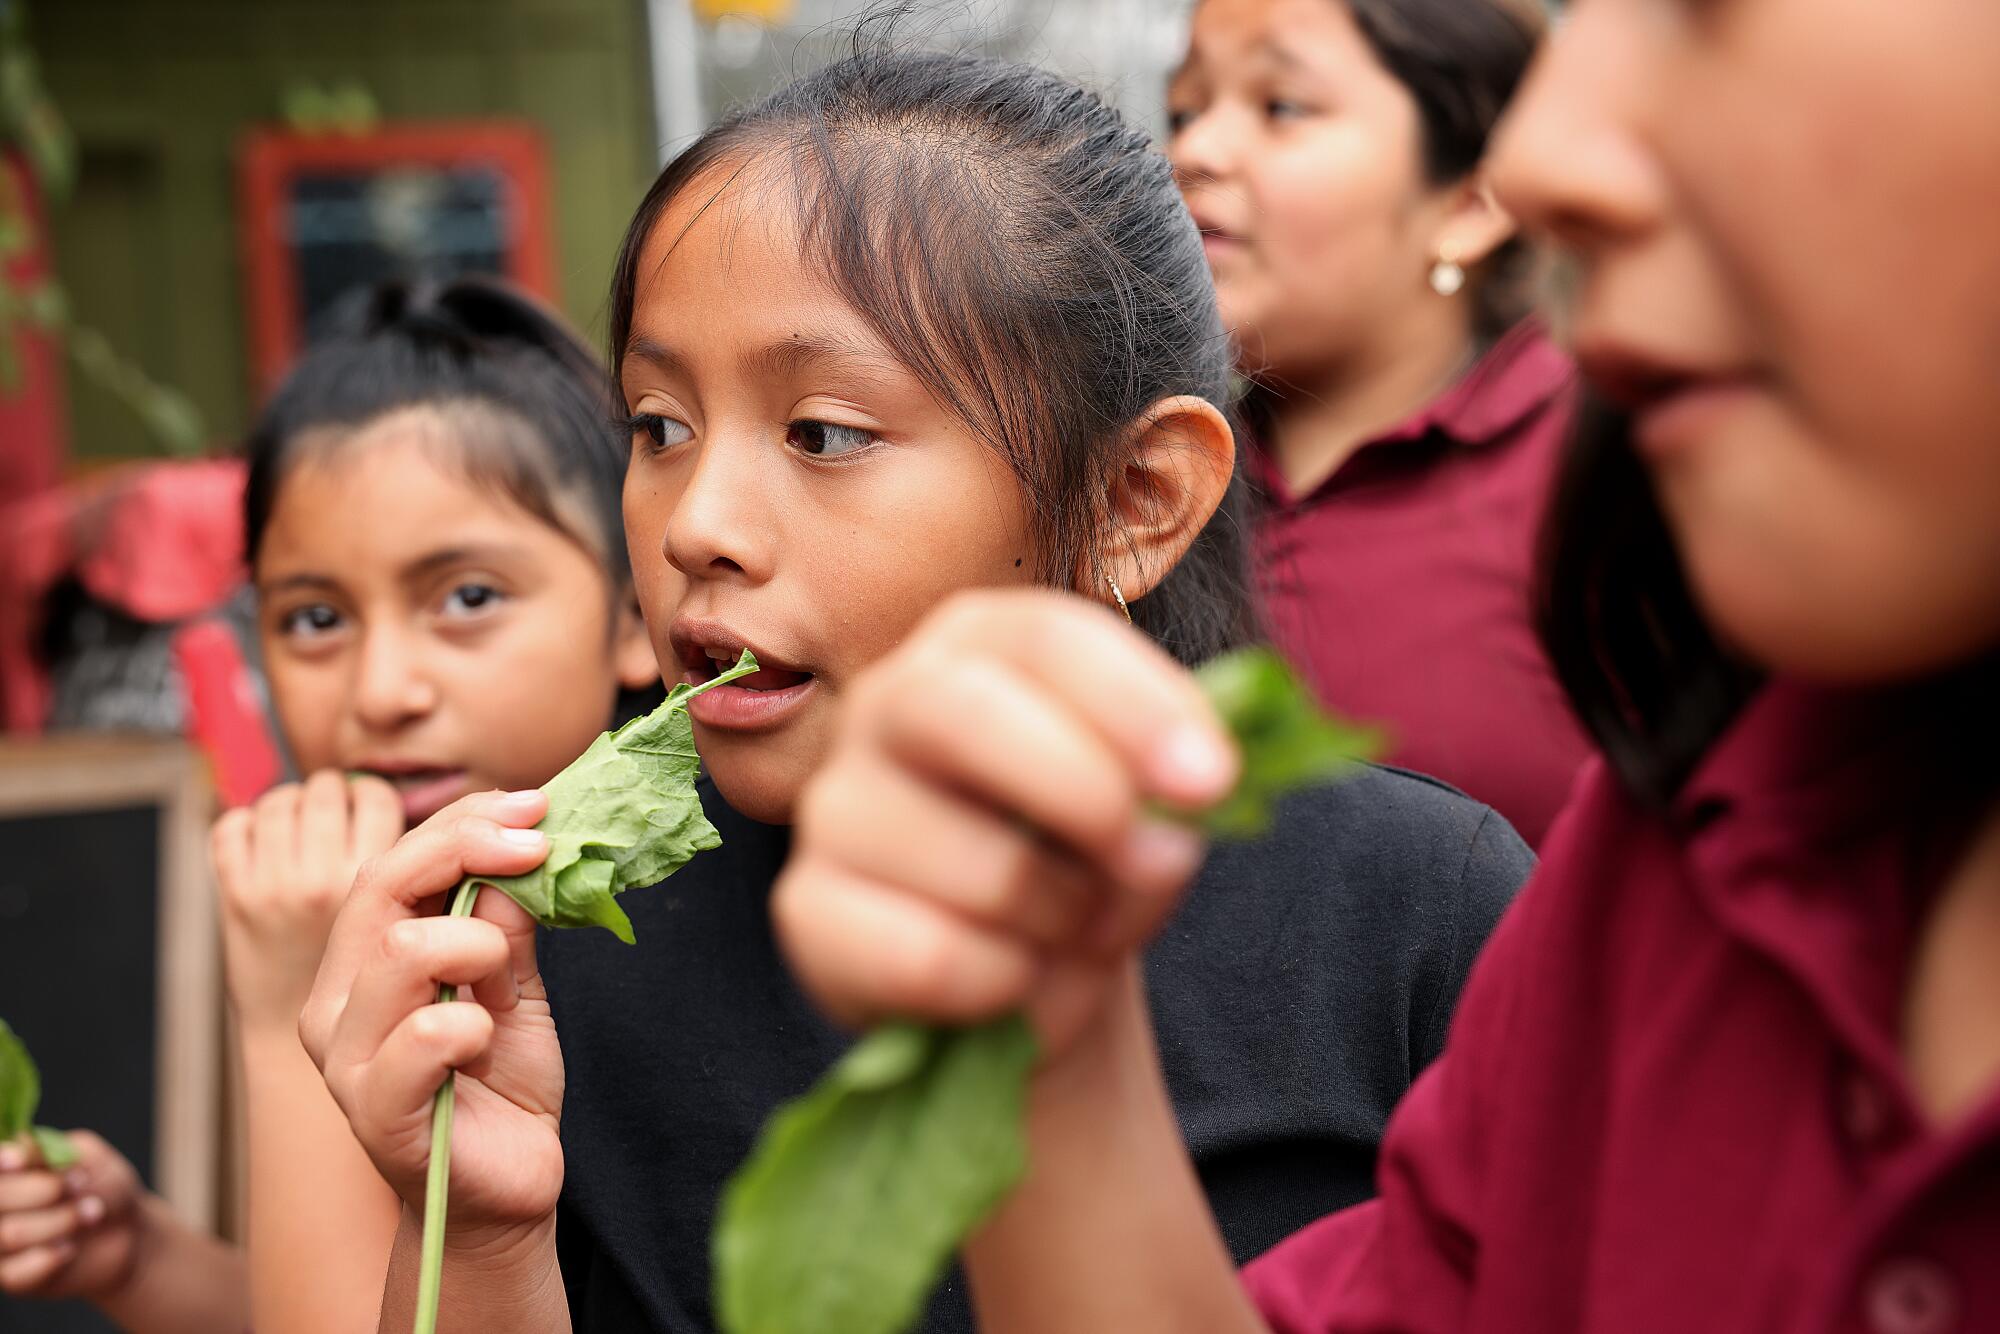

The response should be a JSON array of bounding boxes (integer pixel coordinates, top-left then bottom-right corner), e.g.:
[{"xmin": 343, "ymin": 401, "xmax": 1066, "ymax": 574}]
[{"xmin": 542, "ymin": 765, "xmax": 1531, "ymax": 1332}]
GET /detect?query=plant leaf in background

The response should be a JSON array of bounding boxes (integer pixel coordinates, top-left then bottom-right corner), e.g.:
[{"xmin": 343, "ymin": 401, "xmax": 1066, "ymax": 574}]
[
  {"xmin": 0, "ymin": 1017, "xmax": 78, "ymax": 1168},
  {"xmin": 712, "ymin": 645, "xmax": 1382, "ymax": 1334},
  {"xmin": 459, "ymin": 649, "xmax": 759, "ymax": 943}
]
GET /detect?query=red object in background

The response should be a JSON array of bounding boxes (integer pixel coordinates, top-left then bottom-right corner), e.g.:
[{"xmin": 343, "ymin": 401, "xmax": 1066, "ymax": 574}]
[
  {"xmin": 173, "ymin": 618, "xmax": 281, "ymax": 808},
  {"xmin": 0, "ymin": 150, "xmax": 67, "ymax": 512},
  {"xmin": 236, "ymin": 122, "xmax": 554, "ymax": 397}
]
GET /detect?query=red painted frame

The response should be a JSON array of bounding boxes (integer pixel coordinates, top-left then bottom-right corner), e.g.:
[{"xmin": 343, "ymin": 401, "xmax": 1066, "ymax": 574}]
[{"xmin": 235, "ymin": 122, "xmax": 555, "ymax": 396}]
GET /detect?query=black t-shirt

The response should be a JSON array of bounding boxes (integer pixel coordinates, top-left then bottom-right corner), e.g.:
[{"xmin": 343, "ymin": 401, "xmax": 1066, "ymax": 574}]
[{"xmin": 541, "ymin": 766, "xmax": 1532, "ymax": 1332}]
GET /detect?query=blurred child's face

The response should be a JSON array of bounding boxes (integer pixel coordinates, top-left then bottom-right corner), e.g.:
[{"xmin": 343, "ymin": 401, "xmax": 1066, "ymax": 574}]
[
  {"xmin": 1167, "ymin": 0, "xmax": 1458, "ymax": 379},
  {"xmin": 1493, "ymin": 0, "xmax": 2000, "ymax": 681},
  {"xmin": 617, "ymin": 166, "xmax": 1037, "ymax": 823},
  {"xmin": 256, "ymin": 411, "xmax": 656, "ymax": 823}
]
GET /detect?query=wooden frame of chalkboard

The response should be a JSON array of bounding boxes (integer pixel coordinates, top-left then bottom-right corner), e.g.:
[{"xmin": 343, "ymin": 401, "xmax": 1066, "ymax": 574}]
[
  {"xmin": 0, "ymin": 736, "xmax": 222, "ymax": 1229},
  {"xmin": 236, "ymin": 122, "xmax": 556, "ymax": 396}
]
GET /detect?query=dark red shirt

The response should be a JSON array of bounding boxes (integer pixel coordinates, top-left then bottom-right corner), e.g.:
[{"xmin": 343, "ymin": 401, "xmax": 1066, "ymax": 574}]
[
  {"xmin": 1244, "ymin": 681, "xmax": 2000, "ymax": 1334},
  {"xmin": 1254, "ymin": 323, "xmax": 1588, "ymax": 845}
]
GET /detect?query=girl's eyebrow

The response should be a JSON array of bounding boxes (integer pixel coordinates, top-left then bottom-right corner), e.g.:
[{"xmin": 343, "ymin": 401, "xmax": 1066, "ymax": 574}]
[
  {"xmin": 623, "ymin": 335, "xmax": 690, "ymax": 380},
  {"xmin": 258, "ymin": 572, "xmax": 340, "ymax": 596},
  {"xmin": 747, "ymin": 332, "xmax": 903, "ymax": 386}
]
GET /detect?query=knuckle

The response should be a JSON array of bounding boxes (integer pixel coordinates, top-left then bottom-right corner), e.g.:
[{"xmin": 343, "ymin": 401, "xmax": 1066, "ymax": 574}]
[{"xmin": 381, "ymin": 918, "xmax": 429, "ymax": 965}]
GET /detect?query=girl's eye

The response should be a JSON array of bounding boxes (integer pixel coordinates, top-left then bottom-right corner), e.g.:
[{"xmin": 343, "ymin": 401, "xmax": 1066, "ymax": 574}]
[
  {"xmin": 1266, "ymin": 98, "xmax": 1312, "ymax": 123},
  {"xmin": 785, "ymin": 420, "xmax": 877, "ymax": 458},
  {"xmin": 279, "ymin": 603, "xmax": 343, "ymax": 639},
  {"xmin": 1166, "ymin": 106, "xmax": 1197, "ymax": 135},
  {"xmin": 627, "ymin": 412, "xmax": 693, "ymax": 453},
  {"xmin": 441, "ymin": 582, "xmax": 505, "ymax": 617}
]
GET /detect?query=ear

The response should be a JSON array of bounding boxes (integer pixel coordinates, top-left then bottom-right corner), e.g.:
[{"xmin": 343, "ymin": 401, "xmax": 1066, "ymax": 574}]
[
  {"xmin": 1095, "ymin": 394, "xmax": 1236, "ymax": 607},
  {"xmin": 613, "ymin": 590, "xmax": 663, "ymax": 691},
  {"xmin": 1429, "ymin": 174, "xmax": 1518, "ymax": 270}
]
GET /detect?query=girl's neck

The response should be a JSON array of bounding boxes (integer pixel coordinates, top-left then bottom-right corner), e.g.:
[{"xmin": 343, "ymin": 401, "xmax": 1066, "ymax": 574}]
[{"xmin": 1263, "ymin": 306, "xmax": 1478, "ymax": 497}]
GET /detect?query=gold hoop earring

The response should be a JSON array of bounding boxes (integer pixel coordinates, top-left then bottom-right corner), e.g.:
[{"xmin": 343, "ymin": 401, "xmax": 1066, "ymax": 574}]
[
  {"xmin": 1429, "ymin": 243, "xmax": 1466, "ymax": 297},
  {"xmin": 1107, "ymin": 575, "xmax": 1132, "ymax": 624}
]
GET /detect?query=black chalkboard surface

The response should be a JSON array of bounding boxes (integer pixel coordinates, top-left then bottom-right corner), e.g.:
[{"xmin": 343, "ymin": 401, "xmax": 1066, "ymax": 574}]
[{"xmin": 0, "ymin": 739, "xmax": 221, "ymax": 1334}]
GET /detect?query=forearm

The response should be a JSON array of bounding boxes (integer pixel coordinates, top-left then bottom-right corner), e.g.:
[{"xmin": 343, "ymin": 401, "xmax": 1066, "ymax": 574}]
[
  {"xmin": 240, "ymin": 1025, "xmax": 403, "ymax": 1334},
  {"xmin": 92, "ymin": 1195, "xmax": 251, "ymax": 1334},
  {"xmin": 963, "ymin": 967, "xmax": 1268, "ymax": 1334},
  {"xmin": 378, "ymin": 1208, "xmax": 571, "ymax": 1334}
]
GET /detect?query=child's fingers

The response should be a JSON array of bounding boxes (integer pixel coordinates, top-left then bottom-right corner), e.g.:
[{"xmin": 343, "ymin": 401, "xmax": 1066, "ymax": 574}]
[
  {"xmin": 927, "ymin": 591, "xmax": 1238, "ymax": 807},
  {"xmin": 250, "ymin": 783, "xmax": 303, "ymax": 888},
  {"xmin": 868, "ymin": 654, "xmax": 1141, "ymax": 873},
  {"xmin": 298, "ymin": 769, "xmax": 352, "ymax": 873},
  {"xmin": 347, "ymin": 1003, "xmax": 496, "ymax": 1144},
  {"xmin": 466, "ymin": 881, "xmax": 545, "ymax": 987},
  {"xmin": 0, "ymin": 1239, "xmax": 72, "ymax": 1293},
  {"xmin": 305, "ymin": 790, "xmax": 548, "ymax": 1059},
  {"xmin": 0, "ymin": 1170, "xmax": 64, "ymax": 1212},
  {"xmin": 772, "ymin": 856, "xmax": 1039, "ymax": 1028},
  {"xmin": 347, "ymin": 774, "xmax": 407, "ymax": 859},
  {"xmin": 59, "ymin": 1132, "xmax": 137, "ymax": 1208},
  {"xmin": 0, "ymin": 1201, "xmax": 79, "ymax": 1256},
  {"xmin": 323, "ymin": 917, "xmax": 516, "ymax": 1075},
  {"xmin": 210, "ymin": 807, "xmax": 254, "ymax": 898},
  {"xmin": 797, "ymin": 753, "xmax": 1104, "ymax": 946}
]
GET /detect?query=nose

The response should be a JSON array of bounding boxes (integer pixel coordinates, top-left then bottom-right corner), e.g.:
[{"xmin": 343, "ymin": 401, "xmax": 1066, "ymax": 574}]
[
  {"xmin": 660, "ymin": 431, "xmax": 776, "ymax": 585},
  {"xmin": 1168, "ymin": 102, "xmax": 1239, "ymax": 193},
  {"xmin": 352, "ymin": 620, "xmax": 440, "ymax": 732},
  {"xmin": 1487, "ymin": 6, "xmax": 1666, "ymax": 256}
]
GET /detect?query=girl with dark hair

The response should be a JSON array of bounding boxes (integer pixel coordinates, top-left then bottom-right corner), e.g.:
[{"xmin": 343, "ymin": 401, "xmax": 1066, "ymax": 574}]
[
  {"xmin": 768, "ymin": 0, "xmax": 2000, "ymax": 1330},
  {"xmin": 0, "ymin": 277, "xmax": 659, "ymax": 1333},
  {"xmin": 298, "ymin": 49, "xmax": 1532, "ymax": 1333},
  {"xmin": 1169, "ymin": 0, "xmax": 1588, "ymax": 845}
]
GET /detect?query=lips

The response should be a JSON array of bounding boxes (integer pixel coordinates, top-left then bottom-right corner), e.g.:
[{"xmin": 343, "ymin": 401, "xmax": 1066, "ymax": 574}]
[
  {"xmin": 354, "ymin": 764, "xmax": 472, "ymax": 825},
  {"xmin": 1575, "ymin": 342, "xmax": 1761, "ymax": 462},
  {"xmin": 669, "ymin": 617, "xmax": 819, "ymax": 732}
]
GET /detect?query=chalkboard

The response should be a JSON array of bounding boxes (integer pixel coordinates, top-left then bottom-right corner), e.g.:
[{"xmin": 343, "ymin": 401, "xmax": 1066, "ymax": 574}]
[
  {"xmin": 237, "ymin": 123, "xmax": 554, "ymax": 394},
  {"xmin": 0, "ymin": 738, "xmax": 221, "ymax": 1334}
]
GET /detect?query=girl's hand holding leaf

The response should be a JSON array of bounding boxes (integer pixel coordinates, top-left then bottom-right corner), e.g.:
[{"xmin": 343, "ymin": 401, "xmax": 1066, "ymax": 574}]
[
  {"xmin": 299, "ymin": 789, "xmax": 566, "ymax": 1242},
  {"xmin": 773, "ymin": 589, "xmax": 1240, "ymax": 1053},
  {"xmin": 0, "ymin": 1129, "xmax": 142, "ymax": 1301}
]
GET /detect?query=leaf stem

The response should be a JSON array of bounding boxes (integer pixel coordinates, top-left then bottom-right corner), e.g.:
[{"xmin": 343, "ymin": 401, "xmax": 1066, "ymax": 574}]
[{"xmin": 413, "ymin": 880, "xmax": 485, "ymax": 1334}]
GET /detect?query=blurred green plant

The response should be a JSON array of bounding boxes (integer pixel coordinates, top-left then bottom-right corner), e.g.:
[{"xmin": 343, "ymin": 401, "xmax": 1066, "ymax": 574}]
[
  {"xmin": 0, "ymin": 0, "xmax": 203, "ymax": 455},
  {"xmin": 280, "ymin": 79, "xmax": 380, "ymax": 135}
]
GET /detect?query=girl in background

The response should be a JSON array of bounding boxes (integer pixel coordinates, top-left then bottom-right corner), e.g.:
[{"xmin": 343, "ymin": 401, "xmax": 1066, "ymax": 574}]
[
  {"xmin": 771, "ymin": 0, "xmax": 2000, "ymax": 1328},
  {"xmin": 1170, "ymin": 0, "xmax": 1587, "ymax": 844},
  {"xmin": 0, "ymin": 278, "xmax": 655, "ymax": 1334}
]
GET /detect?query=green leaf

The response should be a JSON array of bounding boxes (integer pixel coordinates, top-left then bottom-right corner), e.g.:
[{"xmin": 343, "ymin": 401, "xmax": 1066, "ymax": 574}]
[
  {"xmin": 714, "ymin": 1018, "xmax": 1039, "ymax": 1334},
  {"xmin": 0, "ymin": 1018, "xmax": 41, "ymax": 1142},
  {"xmin": 713, "ymin": 646, "xmax": 1380, "ymax": 1334},
  {"xmin": 30, "ymin": 1125, "xmax": 76, "ymax": 1169},
  {"xmin": 1189, "ymin": 647, "xmax": 1384, "ymax": 838},
  {"xmin": 461, "ymin": 650, "xmax": 758, "ymax": 942}
]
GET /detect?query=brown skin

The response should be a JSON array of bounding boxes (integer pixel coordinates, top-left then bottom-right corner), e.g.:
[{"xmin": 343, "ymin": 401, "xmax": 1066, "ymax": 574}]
[
  {"xmin": 259, "ymin": 410, "xmax": 659, "ymax": 815},
  {"xmin": 294, "ymin": 152, "xmax": 1237, "ymax": 1333},
  {"xmin": 1168, "ymin": 0, "xmax": 1515, "ymax": 491}
]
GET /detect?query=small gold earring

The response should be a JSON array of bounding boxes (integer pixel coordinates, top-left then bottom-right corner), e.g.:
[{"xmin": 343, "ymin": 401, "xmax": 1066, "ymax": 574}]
[
  {"xmin": 1429, "ymin": 243, "xmax": 1466, "ymax": 297},
  {"xmin": 1106, "ymin": 575, "xmax": 1132, "ymax": 624}
]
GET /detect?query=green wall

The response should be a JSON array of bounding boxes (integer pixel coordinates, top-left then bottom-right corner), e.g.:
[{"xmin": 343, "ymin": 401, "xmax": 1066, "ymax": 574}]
[{"xmin": 34, "ymin": 0, "xmax": 659, "ymax": 460}]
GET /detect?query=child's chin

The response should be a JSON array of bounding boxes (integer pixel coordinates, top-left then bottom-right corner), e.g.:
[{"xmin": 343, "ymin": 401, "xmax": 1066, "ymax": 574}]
[{"xmin": 700, "ymin": 743, "xmax": 811, "ymax": 826}]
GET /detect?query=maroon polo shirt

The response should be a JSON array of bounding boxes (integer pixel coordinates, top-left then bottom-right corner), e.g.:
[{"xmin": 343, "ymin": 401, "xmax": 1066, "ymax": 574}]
[
  {"xmin": 1253, "ymin": 322, "xmax": 1588, "ymax": 846},
  {"xmin": 1245, "ymin": 681, "xmax": 2000, "ymax": 1334}
]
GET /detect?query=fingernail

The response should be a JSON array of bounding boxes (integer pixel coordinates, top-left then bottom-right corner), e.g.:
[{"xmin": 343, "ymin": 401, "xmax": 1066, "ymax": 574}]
[
  {"xmin": 76, "ymin": 1195, "xmax": 104, "ymax": 1225},
  {"xmin": 0, "ymin": 1145, "xmax": 24, "ymax": 1171},
  {"xmin": 1118, "ymin": 820, "xmax": 1205, "ymax": 887},
  {"xmin": 497, "ymin": 827, "xmax": 545, "ymax": 849},
  {"xmin": 1153, "ymin": 725, "xmax": 1234, "ymax": 796},
  {"xmin": 502, "ymin": 788, "xmax": 544, "ymax": 806}
]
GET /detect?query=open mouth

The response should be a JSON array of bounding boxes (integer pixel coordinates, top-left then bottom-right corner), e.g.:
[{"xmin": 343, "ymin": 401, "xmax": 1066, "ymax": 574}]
[
  {"xmin": 672, "ymin": 622, "xmax": 820, "ymax": 732},
  {"xmin": 355, "ymin": 765, "xmax": 471, "ymax": 825}
]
